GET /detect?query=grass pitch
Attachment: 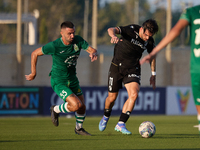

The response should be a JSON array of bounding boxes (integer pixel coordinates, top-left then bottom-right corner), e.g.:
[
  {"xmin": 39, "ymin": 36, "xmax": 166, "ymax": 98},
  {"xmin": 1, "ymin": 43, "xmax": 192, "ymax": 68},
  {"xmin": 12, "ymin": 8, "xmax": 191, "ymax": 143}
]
[{"xmin": 0, "ymin": 115, "xmax": 200, "ymax": 150}]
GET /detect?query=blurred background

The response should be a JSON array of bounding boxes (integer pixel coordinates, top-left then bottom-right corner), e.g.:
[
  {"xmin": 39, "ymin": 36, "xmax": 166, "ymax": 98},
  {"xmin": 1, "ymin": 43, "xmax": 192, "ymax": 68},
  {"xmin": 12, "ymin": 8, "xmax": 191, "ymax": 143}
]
[
  {"xmin": 0, "ymin": 0, "xmax": 199, "ymax": 116},
  {"xmin": 0, "ymin": 0, "xmax": 199, "ymax": 86}
]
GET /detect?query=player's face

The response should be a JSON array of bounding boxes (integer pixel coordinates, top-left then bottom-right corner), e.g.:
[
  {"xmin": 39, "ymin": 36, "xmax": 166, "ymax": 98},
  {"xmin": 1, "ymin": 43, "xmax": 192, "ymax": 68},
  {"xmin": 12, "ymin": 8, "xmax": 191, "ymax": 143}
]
[
  {"xmin": 139, "ymin": 28, "xmax": 153, "ymax": 41},
  {"xmin": 60, "ymin": 27, "xmax": 75, "ymax": 45}
]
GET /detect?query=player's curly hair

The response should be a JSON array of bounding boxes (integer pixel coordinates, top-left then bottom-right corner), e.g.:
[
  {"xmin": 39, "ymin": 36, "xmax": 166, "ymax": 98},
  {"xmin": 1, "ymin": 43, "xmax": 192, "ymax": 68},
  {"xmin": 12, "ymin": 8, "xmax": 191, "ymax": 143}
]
[
  {"xmin": 142, "ymin": 19, "xmax": 158, "ymax": 35},
  {"xmin": 61, "ymin": 21, "xmax": 74, "ymax": 29}
]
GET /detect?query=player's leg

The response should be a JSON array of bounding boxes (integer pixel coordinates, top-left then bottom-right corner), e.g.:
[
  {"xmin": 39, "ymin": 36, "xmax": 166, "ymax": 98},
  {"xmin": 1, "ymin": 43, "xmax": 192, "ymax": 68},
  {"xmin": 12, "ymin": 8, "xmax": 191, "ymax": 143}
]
[
  {"xmin": 51, "ymin": 93, "xmax": 82, "ymax": 126},
  {"xmin": 75, "ymin": 94, "xmax": 86, "ymax": 130},
  {"xmin": 50, "ymin": 79, "xmax": 82, "ymax": 126},
  {"xmin": 99, "ymin": 63, "xmax": 121, "ymax": 131},
  {"xmin": 115, "ymin": 82, "xmax": 140, "ymax": 135},
  {"xmin": 191, "ymin": 73, "xmax": 200, "ymax": 133},
  {"xmin": 99, "ymin": 92, "xmax": 118, "ymax": 131},
  {"xmin": 122, "ymin": 82, "xmax": 140, "ymax": 113},
  {"xmin": 74, "ymin": 94, "xmax": 91, "ymax": 136}
]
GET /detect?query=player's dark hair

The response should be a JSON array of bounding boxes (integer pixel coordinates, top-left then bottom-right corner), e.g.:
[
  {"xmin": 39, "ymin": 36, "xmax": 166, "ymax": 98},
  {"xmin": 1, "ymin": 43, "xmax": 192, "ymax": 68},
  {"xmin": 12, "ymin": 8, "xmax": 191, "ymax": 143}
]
[
  {"xmin": 61, "ymin": 21, "xmax": 74, "ymax": 29},
  {"xmin": 142, "ymin": 19, "xmax": 158, "ymax": 35}
]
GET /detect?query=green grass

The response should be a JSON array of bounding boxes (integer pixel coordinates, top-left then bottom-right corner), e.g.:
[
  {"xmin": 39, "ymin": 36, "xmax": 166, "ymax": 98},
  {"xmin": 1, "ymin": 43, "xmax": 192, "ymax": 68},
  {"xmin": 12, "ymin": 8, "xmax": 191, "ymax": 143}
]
[{"xmin": 0, "ymin": 115, "xmax": 200, "ymax": 150}]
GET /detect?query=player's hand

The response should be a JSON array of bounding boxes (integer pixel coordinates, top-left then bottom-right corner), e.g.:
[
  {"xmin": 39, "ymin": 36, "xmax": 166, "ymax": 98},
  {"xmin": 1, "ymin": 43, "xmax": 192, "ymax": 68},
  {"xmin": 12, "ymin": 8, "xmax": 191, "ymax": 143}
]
[
  {"xmin": 110, "ymin": 36, "xmax": 120, "ymax": 44},
  {"xmin": 140, "ymin": 54, "xmax": 155, "ymax": 65},
  {"xmin": 150, "ymin": 75, "xmax": 156, "ymax": 90},
  {"xmin": 89, "ymin": 52, "xmax": 98, "ymax": 62},
  {"xmin": 25, "ymin": 73, "xmax": 36, "ymax": 81}
]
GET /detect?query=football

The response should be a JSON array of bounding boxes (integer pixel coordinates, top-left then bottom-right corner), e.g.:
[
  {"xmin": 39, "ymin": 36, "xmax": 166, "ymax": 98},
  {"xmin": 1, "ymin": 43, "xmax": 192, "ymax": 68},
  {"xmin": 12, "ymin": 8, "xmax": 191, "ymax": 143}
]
[{"xmin": 139, "ymin": 121, "xmax": 156, "ymax": 138}]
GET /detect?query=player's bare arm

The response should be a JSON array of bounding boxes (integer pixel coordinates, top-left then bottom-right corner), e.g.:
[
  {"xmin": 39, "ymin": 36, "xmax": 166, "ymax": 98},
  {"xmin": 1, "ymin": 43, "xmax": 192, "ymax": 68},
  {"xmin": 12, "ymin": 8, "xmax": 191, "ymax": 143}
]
[
  {"xmin": 86, "ymin": 46, "xmax": 98, "ymax": 62},
  {"xmin": 107, "ymin": 27, "xmax": 120, "ymax": 44},
  {"xmin": 25, "ymin": 47, "xmax": 44, "ymax": 81},
  {"xmin": 149, "ymin": 58, "xmax": 156, "ymax": 90},
  {"xmin": 140, "ymin": 19, "xmax": 189, "ymax": 65}
]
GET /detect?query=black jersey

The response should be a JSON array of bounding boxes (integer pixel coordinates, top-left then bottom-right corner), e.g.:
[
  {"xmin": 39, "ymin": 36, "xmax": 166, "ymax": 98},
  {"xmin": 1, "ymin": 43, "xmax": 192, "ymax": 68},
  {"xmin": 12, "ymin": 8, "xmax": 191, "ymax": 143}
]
[{"xmin": 112, "ymin": 24, "xmax": 155, "ymax": 68}]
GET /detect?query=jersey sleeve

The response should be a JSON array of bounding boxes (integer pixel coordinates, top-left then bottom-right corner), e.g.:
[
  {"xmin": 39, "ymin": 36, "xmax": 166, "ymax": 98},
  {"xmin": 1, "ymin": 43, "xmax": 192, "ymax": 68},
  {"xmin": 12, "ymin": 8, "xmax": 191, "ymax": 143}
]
[
  {"xmin": 179, "ymin": 8, "xmax": 191, "ymax": 24},
  {"xmin": 76, "ymin": 35, "xmax": 89, "ymax": 51},
  {"xmin": 118, "ymin": 25, "xmax": 133, "ymax": 36},
  {"xmin": 41, "ymin": 41, "xmax": 56, "ymax": 55}
]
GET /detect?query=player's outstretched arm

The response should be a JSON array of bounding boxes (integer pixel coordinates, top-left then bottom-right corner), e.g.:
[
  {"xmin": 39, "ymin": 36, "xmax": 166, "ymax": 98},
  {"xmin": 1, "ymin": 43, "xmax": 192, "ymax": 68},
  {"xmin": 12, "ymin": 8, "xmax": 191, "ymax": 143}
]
[
  {"xmin": 140, "ymin": 19, "xmax": 189, "ymax": 65},
  {"xmin": 25, "ymin": 47, "xmax": 44, "ymax": 81},
  {"xmin": 86, "ymin": 46, "xmax": 98, "ymax": 62}
]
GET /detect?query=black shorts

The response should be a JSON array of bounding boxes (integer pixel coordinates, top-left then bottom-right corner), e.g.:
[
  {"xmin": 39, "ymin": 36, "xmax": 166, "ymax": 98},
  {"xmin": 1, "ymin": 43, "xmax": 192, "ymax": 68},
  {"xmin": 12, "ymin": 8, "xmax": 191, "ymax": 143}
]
[{"xmin": 108, "ymin": 62, "xmax": 141, "ymax": 92}]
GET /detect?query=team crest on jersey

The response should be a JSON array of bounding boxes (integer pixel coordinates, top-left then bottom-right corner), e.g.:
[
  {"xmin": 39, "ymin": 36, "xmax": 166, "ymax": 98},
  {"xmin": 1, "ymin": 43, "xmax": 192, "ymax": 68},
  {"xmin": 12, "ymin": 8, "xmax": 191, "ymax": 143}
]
[
  {"xmin": 76, "ymin": 88, "xmax": 82, "ymax": 95},
  {"xmin": 74, "ymin": 44, "xmax": 79, "ymax": 52}
]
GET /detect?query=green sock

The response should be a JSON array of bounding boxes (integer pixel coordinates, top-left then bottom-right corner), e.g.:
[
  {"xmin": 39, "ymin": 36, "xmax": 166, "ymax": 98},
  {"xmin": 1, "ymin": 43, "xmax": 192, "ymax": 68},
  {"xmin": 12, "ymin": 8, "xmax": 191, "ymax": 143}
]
[
  {"xmin": 58, "ymin": 102, "xmax": 70, "ymax": 113},
  {"xmin": 75, "ymin": 112, "xmax": 86, "ymax": 130}
]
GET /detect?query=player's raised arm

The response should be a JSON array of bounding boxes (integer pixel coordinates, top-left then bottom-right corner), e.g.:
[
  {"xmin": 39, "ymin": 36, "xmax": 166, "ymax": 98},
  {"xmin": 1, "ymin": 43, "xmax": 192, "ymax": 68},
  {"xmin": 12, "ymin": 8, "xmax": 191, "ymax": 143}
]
[
  {"xmin": 25, "ymin": 47, "xmax": 44, "ymax": 81},
  {"xmin": 107, "ymin": 27, "xmax": 120, "ymax": 44},
  {"xmin": 86, "ymin": 46, "xmax": 98, "ymax": 62}
]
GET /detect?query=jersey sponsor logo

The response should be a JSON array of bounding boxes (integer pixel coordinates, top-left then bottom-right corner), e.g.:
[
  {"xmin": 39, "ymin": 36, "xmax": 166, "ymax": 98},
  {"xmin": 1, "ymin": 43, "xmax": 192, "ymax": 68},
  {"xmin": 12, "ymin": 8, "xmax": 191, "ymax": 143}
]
[
  {"xmin": 131, "ymin": 38, "xmax": 145, "ymax": 50},
  {"xmin": 60, "ymin": 50, "xmax": 65, "ymax": 54},
  {"xmin": 74, "ymin": 44, "xmax": 79, "ymax": 52},
  {"xmin": 64, "ymin": 55, "xmax": 79, "ymax": 67},
  {"xmin": 128, "ymin": 74, "xmax": 140, "ymax": 79},
  {"xmin": 197, "ymin": 98, "xmax": 200, "ymax": 103}
]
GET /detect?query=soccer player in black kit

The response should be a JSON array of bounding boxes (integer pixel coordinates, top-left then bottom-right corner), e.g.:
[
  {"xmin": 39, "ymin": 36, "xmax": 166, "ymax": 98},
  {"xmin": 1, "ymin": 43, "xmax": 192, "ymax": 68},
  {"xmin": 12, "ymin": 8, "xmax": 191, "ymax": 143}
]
[{"xmin": 99, "ymin": 19, "xmax": 159, "ymax": 135}]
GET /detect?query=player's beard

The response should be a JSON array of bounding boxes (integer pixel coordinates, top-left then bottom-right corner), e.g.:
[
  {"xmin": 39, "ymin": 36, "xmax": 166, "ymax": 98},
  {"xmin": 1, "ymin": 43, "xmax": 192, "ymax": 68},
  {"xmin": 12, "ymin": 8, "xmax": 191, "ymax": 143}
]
[
  {"xmin": 141, "ymin": 35, "xmax": 148, "ymax": 41},
  {"xmin": 64, "ymin": 35, "xmax": 73, "ymax": 44}
]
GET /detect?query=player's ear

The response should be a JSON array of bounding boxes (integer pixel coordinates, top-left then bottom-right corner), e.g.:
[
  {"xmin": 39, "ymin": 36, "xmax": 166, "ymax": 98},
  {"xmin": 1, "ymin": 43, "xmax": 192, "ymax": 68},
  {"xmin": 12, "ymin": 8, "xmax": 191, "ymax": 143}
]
[{"xmin": 140, "ymin": 27, "xmax": 143, "ymax": 33}]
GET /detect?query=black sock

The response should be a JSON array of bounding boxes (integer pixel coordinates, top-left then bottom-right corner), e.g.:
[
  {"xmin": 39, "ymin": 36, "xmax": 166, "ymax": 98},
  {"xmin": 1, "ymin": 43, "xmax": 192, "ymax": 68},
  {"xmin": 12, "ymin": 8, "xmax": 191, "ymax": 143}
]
[
  {"xmin": 104, "ymin": 109, "xmax": 112, "ymax": 117},
  {"xmin": 119, "ymin": 111, "xmax": 131, "ymax": 123}
]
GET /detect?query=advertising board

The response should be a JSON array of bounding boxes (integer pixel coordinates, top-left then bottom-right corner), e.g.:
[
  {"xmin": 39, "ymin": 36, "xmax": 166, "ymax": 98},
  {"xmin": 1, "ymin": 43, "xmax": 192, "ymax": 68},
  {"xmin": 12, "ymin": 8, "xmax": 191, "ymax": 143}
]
[{"xmin": 166, "ymin": 86, "xmax": 196, "ymax": 115}]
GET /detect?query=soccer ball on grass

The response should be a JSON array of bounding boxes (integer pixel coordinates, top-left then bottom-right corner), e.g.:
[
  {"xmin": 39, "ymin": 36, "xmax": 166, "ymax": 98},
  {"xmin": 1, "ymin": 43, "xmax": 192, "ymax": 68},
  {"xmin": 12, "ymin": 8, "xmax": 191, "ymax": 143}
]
[{"xmin": 139, "ymin": 121, "xmax": 156, "ymax": 138}]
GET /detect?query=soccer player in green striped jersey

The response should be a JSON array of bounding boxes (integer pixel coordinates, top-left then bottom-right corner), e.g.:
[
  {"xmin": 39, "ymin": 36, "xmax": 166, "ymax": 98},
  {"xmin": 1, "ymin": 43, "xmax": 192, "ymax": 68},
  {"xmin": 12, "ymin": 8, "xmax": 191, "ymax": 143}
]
[
  {"xmin": 140, "ymin": 5, "xmax": 200, "ymax": 133},
  {"xmin": 25, "ymin": 21, "xmax": 98, "ymax": 135}
]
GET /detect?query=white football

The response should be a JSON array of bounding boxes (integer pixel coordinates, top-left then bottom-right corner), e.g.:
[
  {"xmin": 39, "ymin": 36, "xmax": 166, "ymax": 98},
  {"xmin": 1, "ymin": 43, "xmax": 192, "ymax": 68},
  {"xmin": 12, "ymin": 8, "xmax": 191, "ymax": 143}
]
[{"xmin": 139, "ymin": 121, "xmax": 156, "ymax": 138}]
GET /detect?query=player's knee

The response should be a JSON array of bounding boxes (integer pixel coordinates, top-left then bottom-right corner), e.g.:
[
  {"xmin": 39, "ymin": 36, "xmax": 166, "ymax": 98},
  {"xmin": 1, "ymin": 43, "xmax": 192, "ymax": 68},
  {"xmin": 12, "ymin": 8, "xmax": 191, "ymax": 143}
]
[
  {"xmin": 70, "ymin": 101, "xmax": 82, "ymax": 112},
  {"xmin": 78, "ymin": 103, "xmax": 86, "ymax": 112},
  {"xmin": 129, "ymin": 91, "xmax": 138, "ymax": 101},
  {"xmin": 107, "ymin": 93, "xmax": 117, "ymax": 102}
]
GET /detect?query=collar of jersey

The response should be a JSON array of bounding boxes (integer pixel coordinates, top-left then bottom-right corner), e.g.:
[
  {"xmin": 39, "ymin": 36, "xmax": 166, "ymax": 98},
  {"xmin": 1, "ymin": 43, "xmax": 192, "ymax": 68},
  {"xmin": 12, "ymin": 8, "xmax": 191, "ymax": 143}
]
[{"xmin": 60, "ymin": 37, "xmax": 72, "ymax": 46}]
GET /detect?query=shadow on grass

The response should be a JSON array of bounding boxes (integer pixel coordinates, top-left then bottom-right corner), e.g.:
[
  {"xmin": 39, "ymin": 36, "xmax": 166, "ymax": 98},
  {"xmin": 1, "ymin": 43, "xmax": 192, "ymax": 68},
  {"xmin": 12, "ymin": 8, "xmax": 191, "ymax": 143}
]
[
  {"xmin": 154, "ymin": 134, "xmax": 200, "ymax": 139},
  {"xmin": 0, "ymin": 138, "xmax": 96, "ymax": 143}
]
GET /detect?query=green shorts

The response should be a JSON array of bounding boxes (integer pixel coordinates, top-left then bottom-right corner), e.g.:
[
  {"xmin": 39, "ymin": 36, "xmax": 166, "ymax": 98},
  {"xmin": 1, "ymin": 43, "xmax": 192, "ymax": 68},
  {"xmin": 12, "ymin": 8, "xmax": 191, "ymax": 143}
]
[
  {"xmin": 191, "ymin": 73, "xmax": 200, "ymax": 105},
  {"xmin": 51, "ymin": 76, "xmax": 83, "ymax": 101}
]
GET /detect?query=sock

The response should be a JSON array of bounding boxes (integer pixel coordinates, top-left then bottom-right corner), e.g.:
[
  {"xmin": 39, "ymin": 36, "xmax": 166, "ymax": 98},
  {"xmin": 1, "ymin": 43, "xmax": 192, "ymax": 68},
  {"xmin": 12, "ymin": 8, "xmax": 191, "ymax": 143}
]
[
  {"xmin": 198, "ymin": 114, "xmax": 200, "ymax": 123},
  {"xmin": 118, "ymin": 111, "xmax": 131, "ymax": 123},
  {"xmin": 54, "ymin": 102, "xmax": 71, "ymax": 113},
  {"xmin": 75, "ymin": 112, "xmax": 86, "ymax": 130},
  {"xmin": 104, "ymin": 109, "xmax": 112, "ymax": 118},
  {"xmin": 198, "ymin": 114, "xmax": 200, "ymax": 131}
]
